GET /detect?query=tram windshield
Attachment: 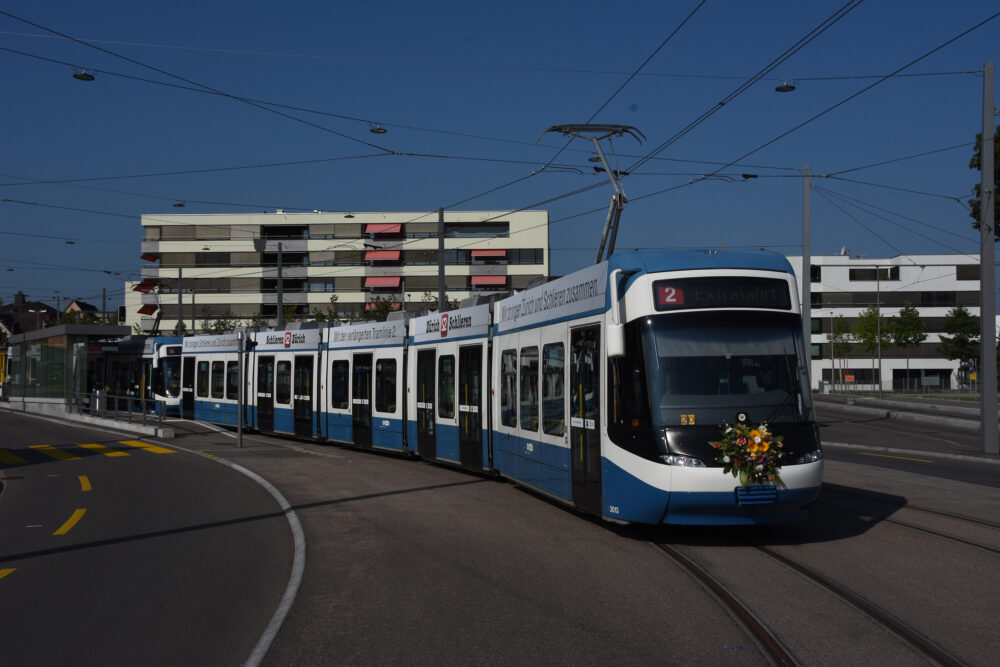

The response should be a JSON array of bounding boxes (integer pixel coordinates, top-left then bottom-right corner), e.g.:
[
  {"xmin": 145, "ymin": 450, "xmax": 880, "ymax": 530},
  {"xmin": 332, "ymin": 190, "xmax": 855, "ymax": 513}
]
[
  {"xmin": 161, "ymin": 357, "xmax": 181, "ymax": 398},
  {"xmin": 640, "ymin": 311, "xmax": 812, "ymax": 427}
]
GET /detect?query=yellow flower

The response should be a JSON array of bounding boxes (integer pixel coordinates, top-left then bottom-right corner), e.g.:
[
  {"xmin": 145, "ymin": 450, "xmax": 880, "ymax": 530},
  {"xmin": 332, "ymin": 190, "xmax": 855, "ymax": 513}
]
[
  {"xmin": 747, "ymin": 440, "xmax": 759, "ymax": 453},
  {"xmin": 759, "ymin": 441, "xmax": 769, "ymax": 453}
]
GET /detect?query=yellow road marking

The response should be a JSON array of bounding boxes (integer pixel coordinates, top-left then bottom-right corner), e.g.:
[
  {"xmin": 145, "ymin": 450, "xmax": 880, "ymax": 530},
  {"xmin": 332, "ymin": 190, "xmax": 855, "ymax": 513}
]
[
  {"xmin": 0, "ymin": 449, "xmax": 27, "ymax": 465},
  {"xmin": 78, "ymin": 475, "xmax": 92, "ymax": 492},
  {"xmin": 859, "ymin": 452, "xmax": 934, "ymax": 463},
  {"xmin": 53, "ymin": 508, "xmax": 86, "ymax": 535},
  {"xmin": 120, "ymin": 440, "xmax": 175, "ymax": 454},
  {"xmin": 0, "ymin": 568, "xmax": 15, "ymax": 580},
  {"xmin": 30, "ymin": 445, "xmax": 80, "ymax": 461},
  {"xmin": 78, "ymin": 443, "xmax": 129, "ymax": 457}
]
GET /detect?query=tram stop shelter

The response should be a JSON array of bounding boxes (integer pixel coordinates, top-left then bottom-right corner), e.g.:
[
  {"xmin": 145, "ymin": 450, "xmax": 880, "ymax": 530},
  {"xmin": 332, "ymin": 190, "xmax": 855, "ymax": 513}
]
[{"xmin": 4, "ymin": 324, "xmax": 130, "ymax": 414}]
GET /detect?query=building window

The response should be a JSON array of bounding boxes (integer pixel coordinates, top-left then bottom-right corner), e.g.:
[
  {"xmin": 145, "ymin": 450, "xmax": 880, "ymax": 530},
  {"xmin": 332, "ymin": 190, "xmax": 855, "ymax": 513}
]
[
  {"xmin": 444, "ymin": 222, "xmax": 509, "ymax": 238},
  {"xmin": 810, "ymin": 265, "xmax": 821, "ymax": 283},
  {"xmin": 956, "ymin": 265, "xmax": 980, "ymax": 281},
  {"xmin": 849, "ymin": 267, "xmax": 899, "ymax": 281}
]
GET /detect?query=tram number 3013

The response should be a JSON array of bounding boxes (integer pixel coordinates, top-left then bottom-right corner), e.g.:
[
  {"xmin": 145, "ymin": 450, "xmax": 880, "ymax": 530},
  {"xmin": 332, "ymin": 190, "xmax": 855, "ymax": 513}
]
[{"xmin": 608, "ymin": 505, "xmax": 620, "ymax": 515}]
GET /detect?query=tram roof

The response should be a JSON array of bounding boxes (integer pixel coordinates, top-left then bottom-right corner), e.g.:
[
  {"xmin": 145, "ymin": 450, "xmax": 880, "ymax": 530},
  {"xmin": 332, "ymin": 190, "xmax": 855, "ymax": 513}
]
[{"xmin": 607, "ymin": 249, "xmax": 794, "ymax": 276}]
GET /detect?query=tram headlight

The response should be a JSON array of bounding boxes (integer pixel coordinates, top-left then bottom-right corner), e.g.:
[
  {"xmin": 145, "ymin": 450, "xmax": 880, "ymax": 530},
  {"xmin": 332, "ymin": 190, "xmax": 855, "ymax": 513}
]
[
  {"xmin": 660, "ymin": 454, "xmax": 706, "ymax": 467},
  {"xmin": 795, "ymin": 449, "xmax": 823, "ymax": 464}
]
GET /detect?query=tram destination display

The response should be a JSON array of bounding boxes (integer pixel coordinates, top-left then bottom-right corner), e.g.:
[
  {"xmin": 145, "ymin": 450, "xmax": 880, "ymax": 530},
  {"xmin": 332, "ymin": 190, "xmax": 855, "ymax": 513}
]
[{"xmin": 652, "ymin": 276, "xmax": 791, "ymax": 311}]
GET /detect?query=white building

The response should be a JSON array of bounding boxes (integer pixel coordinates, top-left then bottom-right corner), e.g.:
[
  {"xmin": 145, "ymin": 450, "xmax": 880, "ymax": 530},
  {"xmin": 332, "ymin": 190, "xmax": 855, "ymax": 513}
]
[
  {"xmin": 131, "ymin": 210, "xmax": 550, "ymax": 333},
  {"xmin": 787, "ymin": 254, "xmax": 982, "ymax": 391}
]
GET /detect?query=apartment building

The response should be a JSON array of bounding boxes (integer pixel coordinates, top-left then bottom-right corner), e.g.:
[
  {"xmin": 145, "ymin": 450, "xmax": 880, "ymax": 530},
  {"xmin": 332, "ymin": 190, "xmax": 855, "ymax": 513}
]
[
  {"xmin": 787, "ymin": 253, "xmax": 982, "ymax": 391},
  {"xmin": 131, "ymin": 210, "xmax": 550, "ymax": 333}
]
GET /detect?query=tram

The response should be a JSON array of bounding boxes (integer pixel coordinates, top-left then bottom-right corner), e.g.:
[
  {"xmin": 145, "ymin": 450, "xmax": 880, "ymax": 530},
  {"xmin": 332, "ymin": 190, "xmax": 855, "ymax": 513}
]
[{"xmin": 175, "ymin": 249, "xmax": 823, "ymax": 525}]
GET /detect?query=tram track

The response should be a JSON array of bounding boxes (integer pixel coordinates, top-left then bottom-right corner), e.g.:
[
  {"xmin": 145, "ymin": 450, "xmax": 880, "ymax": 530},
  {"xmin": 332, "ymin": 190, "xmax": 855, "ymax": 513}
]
[{"xmin": 654, "ymin": 538, "xmax": 966, "ymax": 666}]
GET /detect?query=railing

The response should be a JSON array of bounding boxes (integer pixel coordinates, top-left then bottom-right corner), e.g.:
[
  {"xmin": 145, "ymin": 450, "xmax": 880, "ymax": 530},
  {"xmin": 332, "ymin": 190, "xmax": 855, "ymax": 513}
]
[{"xmin": 68, "ymin": 390, "xmax": 166, "ymax": 428}]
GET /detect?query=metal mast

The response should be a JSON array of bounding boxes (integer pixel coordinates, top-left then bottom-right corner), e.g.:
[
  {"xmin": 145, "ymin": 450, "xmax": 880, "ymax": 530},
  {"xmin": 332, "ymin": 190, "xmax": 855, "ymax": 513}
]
[{"xmin": 541, "ymin": 124, "xmax": 644, "ymax": 263}]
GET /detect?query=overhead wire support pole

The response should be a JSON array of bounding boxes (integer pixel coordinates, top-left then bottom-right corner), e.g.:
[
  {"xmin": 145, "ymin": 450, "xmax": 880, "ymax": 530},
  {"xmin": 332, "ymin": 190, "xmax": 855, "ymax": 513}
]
[
  {"xmin": 540, "ymin": 124, "xmax": 644, "ymax": 263},
  {"xmin": 980, "ymin": 61, "xmax": 997, "ymax": 455}
]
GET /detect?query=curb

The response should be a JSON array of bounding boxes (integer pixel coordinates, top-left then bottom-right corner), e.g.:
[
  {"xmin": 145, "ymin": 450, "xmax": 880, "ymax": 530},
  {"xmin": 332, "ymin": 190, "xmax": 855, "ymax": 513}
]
[{"xmin": 822, "ymin": 440, "xmax": 1000, "ymax": 466}]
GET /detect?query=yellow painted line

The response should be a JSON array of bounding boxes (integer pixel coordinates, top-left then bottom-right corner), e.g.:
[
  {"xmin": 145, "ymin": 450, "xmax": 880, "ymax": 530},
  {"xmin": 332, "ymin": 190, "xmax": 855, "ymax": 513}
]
[
  {"xmin": 859, "ymin": 452, "xmax": 934, "ymax": 463},
  {"xmin": 79, "ymin": 475, "xmax": 92, "ymax": 492},
  {"xmin": 120, "ymin": 440, "xmax": 175, "ymax": 455},
  {"xmin": 30, "ymin": 445, "xmax": 80, "ymax": 461},
  {"xmin": 0, "ymin": 449, "xmax": 27, "ymax": 465},
  {"xmin": 52, "ymin": 508, "xmax": 86, "ymax": 535},
  {"xmin": 78, "ymin": 443, "xmax": 129, "ymax": 458},
  {"xmin": 0, "ymin": 568, "xmax": 15, "ymax": 580}
]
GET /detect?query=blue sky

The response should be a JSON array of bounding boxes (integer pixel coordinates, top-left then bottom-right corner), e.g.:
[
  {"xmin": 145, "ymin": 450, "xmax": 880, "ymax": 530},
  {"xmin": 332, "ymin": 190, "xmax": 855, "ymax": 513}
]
[{"xmin": 1, "ymin": 1, "xmax": 998, "ymax": 310}]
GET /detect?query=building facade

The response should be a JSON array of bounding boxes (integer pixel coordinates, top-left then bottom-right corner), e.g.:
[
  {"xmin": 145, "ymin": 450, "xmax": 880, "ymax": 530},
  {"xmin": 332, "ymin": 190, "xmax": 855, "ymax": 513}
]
[
  {"xmin": 133, "ymin": 210, "xmax": 550, "ymax": 333},
  {"xmin": 787, "ymin": 254, "xmax": 982, "ymax": 391}
]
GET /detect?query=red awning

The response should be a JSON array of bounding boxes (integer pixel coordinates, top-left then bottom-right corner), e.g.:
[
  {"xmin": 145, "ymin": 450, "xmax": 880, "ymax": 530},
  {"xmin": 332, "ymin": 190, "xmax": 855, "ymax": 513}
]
[
  {"xmin": 365, "ymin": 302, "xmax": 400, "ymax": 310},
  {"xmin": 365, "ymin": 276, "xmax": 401, "ymax": 288},
  {"xmin": 365, "ymin": 250, "xmax": 401, "ymax": 261},
  {"xmin": 366, "ymin": 223, "xmax": 402, "ymax": 234},
  {"xmin": 470, "ymin": 275, "xmax": 507, "ymax": 286},
  {"xmin": 140, "ymin": 252, "xmax": 159, "ymax": 262},
  {"xmin": 471, "ymin": 249, "xmax": 507, "ymax": 258},
  {"xmin": 133, "ymin": 278, "xmax": 158, "ymax": 293},
  {"xmin": 137, "ymin": 304, "xmax": 158, "ymax": 315}
]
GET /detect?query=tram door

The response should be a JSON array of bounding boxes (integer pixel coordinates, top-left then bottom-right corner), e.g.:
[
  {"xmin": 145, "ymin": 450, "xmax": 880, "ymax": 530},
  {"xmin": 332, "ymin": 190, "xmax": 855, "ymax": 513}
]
[
  {"xmin": 570, "ymin": 325, "xmax": 602, "ymax": 515},
  {"xmin": 352, "ymin": 353, "xmax": 373, "ymax": 447},
  {"xmin": 416, "ymin": 349, "xmax": 436, "ymax": 459},
  {"xmin": 293, "ymin": 356, "xmax": 313, "ymax": 437},
  {"xmin": 181, "ymin": 357, "xmax": 195, "ymax": 419},
  {"xmin": 257, "ymin": 356, "xmax": 274, "ymax": 432},
  {"xmin": 458, "ymin": 345, "xmax": 484, "ymax": 469}
]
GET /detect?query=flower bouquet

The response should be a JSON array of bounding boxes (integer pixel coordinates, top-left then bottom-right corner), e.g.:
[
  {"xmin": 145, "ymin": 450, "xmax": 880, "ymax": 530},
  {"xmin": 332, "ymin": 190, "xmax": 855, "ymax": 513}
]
[{"xmin": 711, "ymin": 420, "xmax": 785, "ymax": 488}]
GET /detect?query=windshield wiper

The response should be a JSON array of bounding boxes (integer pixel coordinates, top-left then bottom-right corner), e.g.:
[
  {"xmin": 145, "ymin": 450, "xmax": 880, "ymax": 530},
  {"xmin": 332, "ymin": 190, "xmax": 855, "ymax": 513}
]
[{"xmin": 763, "ymin": 352, "xmax": 801, "ymax": 425}]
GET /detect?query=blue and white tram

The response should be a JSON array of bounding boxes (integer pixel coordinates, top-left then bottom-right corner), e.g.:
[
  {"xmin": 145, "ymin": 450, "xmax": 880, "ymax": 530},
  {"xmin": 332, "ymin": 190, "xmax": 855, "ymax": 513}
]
[
  {"xmin": 491, "ymin": 250, "xmax": 822, "ymax": 525},
  {"xmin": 144, "ymin": 336, "xmax": 184, "ymax": 416},
  {"xmin": 248, "ymin": 329, "xmax": 322, "ymax": 438},
  {"xmin": 321, "ymin": 321, "xmax": 406, "ymax": 451},
  {"xmin": 181, "ymin": 333, "xmax": 242, "ymax": 425},
  {"xmin": 407, "ymin": 304, "xmax": 491, "ymax": 471}
]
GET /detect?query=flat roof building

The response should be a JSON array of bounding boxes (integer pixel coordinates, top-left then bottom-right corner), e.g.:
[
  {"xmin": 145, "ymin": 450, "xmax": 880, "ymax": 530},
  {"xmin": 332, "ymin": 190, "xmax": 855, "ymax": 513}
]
[
  {"xmin": 787, "ymin": 253, "xmax": 982, "ymax": 392},
  {"xmin": 133, "ymin": 210, "xmax": 550, "ymax": 333}
]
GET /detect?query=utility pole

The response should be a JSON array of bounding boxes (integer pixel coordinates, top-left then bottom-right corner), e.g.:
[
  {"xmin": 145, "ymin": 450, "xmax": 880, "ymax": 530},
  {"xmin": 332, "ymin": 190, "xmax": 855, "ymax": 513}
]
[
  {"xmin": 802, "ymin": 165, "xmax": 812, "ymax": 376},
  {"xmin": 980, "ymin": 61, "xmax": 997, "ymax": 455},
  {"xmin": 177, "ymin": 267, "xmax": 184, "ymax": 335},
  {"xmin": 277, "ymin": 241, "xmax": 284, "ymax": 329},
  {"xmin": 237, "ymin": 330, "xmax": 244, "ymax": 449},
  {"xmin": 437, "ymin": 207, "xmax": 446, "ymax": 311}
]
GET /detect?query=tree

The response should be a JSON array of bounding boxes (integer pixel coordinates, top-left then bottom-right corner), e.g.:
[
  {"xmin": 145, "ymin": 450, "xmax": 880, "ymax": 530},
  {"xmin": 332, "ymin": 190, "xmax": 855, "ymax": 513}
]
[
  {"xmin": 828, "ymin": 314, "xmax": 853, "ymax": 388},
  {"xmin": 201, "ymin": 308, "xmax": 240, "ymax": 334},
  {"xmin": 418, "ymin": 291, "xmax": 459, "ymax": 312},
  {"xmin": 887, "ymin": 302, "xmax": 927, "ymax": 391},
  {"xmin": 854, "ymin": 305, "xmax": 889, "ymax": 388},
  {"xmin": 311, "ymin": 294, "xmax": 339, "ymax": 323},
  {"xmin": 938, "ymin": 306, "xmax": 980, "ymax": 365},
  {"xmin": 367, "ymin": 295, "xmax": 400, "ymax": 322},
  {"xmin": 969, "ymin": 125, "xmax": 999, "ymax": 238}
]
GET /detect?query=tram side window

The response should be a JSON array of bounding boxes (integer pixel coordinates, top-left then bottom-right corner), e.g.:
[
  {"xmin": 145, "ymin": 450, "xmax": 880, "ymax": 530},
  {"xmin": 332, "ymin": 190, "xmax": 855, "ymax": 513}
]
[
  {"xmin": 520, "ymin": 346, "xmax": 539, "ymax": 431},
  {"xmin": 196, "ymin": 360, "xmax": 210, "ymax": 398},
  {"xmin": 276, "ymin": 360, "xmax": 291, "ymax": 404},
  {"xmin": 438, "ymin": 355, "xmax": 455, "ymax": 419},
  {"xmin": 542, "ymin": 343, "xmax": 565, "ymax": 436},
  {"xmin": 211, "ymin": 361, "xmax": 225, "ymax": 399},
  {"xmin": 500, "ymin": 349, "xmax": 517, "ymax": 427},
  {"xmin": 226, "ymin": 361, "xmax": 239, "ymax": 400},
  {"xmin": 375, "ymin": 358, "xmax": 397, "ymax": 413},
  {"xmin": 330, "ymin": 360, "xmax": 349, "ymax": 409}
]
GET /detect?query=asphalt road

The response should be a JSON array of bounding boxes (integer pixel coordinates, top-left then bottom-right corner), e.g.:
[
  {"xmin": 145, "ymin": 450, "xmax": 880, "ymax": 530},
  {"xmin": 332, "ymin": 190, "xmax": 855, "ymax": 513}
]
[
  {"xmin": 4, "ymin": 407, "xmax": 1000, "ymax": 665},
  {"xmin": 0, "ymin": 412, "xmax": 292, "ymax": 667}
]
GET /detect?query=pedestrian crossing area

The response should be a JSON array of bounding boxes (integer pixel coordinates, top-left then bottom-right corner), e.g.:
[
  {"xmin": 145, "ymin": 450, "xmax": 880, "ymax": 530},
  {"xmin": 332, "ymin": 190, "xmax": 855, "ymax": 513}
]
[{"xmin": 0, "ymin": 440, "xmax": 175, "ymax": 465}]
